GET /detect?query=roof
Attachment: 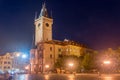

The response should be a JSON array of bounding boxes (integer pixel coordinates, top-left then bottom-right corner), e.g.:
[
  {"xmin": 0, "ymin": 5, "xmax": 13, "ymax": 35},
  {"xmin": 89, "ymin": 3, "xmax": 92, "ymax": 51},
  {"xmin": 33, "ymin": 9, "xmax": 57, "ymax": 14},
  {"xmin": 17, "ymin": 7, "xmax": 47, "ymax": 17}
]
[
  {"xmin": 39, "ymin": 3, "xmax": 49, "ymax": 18},
  {"xmin": 44, "ymin": 40, "xmax": 88, "ymax": 48},
  {"xmin": 0, "ymin": 53, "xmax": 12, "ymax": 56}
]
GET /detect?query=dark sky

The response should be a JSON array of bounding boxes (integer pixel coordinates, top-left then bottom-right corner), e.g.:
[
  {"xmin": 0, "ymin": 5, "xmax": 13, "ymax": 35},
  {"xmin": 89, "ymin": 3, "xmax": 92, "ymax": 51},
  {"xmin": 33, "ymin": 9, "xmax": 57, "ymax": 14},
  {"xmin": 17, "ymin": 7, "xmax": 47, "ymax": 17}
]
[{"xmin": 0, "ymin": 0, "xmax": 120, "ymax": 53}]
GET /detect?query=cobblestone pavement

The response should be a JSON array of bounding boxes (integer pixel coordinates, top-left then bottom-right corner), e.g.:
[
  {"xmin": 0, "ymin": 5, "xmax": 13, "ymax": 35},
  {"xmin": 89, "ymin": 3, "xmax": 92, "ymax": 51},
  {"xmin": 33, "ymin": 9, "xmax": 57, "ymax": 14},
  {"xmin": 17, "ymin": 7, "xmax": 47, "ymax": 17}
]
[{"xmin": 1, "ymin": 73, "xmax": 120, "ymax": 80}]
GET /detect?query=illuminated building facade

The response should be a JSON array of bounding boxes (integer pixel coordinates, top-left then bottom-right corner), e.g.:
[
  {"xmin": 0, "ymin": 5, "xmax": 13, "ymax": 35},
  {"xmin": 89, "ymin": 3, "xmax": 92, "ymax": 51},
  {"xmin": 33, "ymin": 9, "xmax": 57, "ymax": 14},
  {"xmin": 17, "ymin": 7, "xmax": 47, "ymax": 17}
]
[
  {"xmin": 0, "ymin": 52, "xmax": 29, "ymax": 73},
  {"xmin": 0, "ymin": 53, "xmax": 12, "ymax": 72}
]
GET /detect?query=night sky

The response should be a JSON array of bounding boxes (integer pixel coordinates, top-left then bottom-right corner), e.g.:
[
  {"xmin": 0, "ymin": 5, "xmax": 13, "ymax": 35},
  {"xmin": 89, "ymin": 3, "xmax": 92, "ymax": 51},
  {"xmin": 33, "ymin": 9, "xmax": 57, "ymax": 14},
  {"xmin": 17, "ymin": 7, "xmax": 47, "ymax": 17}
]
[{"xmin": 0, "ymin": 0, "xmax": 120, "ymax": 54}]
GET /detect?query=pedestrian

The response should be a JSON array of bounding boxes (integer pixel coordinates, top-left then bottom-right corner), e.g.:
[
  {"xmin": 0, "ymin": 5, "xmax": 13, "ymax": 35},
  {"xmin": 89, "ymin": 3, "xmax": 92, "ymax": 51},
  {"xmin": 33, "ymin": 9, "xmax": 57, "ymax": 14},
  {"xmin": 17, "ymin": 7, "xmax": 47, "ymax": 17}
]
[{"xmin": 4, "ymin": 71, "xmax": 12, "ymax": 80}]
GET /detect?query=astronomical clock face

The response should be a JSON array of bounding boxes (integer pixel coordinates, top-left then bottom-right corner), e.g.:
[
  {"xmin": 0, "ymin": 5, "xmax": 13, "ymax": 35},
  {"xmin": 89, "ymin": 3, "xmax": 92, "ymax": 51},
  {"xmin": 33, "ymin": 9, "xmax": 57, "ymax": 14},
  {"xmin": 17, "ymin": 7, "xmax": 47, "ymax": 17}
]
[
  {"xmin": 46, "ymin": 23, "xmax": 49, "ymax": 27},
  {"xmin": 38, "ymin": 23, "xmax": 41, "ymax": 27}
]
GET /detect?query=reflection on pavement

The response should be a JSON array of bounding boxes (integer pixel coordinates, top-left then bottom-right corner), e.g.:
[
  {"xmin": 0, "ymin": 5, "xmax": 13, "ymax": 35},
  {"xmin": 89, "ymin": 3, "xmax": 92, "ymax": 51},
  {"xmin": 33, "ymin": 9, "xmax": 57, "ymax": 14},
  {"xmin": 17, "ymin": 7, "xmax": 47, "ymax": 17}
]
[
  {"xmin": 44, "ymin": 74, "xmax": 49, "ymax": 80},
  {"xmin": 104, "ymin": 76, "xmax": 112, "ymax": 80},
  {"xmin": 68, "ymin": 74, "xmax": 75, "ymax": 80}
]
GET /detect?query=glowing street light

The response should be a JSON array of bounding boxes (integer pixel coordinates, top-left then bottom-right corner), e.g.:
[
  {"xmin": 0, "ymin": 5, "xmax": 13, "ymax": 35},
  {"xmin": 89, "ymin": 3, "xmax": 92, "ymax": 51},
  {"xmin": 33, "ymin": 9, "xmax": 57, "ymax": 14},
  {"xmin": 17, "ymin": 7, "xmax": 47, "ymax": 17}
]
[
  {"xmin": 68, "ymin": 63, "xmax": 74, "ymax": 73},
  {"xmin": 45, "ymin": 65, "xmax": 49, "ymax": 69},
  {"xmin": 16, "ymin": 53, "xmax": 20, "ymax": 57},
  {"xmin": 25, "ymin": 66, "xmax": 29, "ymax": 70},
  {"xmin": 22, "ymin": 54, "xmax": 27, "ymax": 58},
  {"xmin": 69, "ymin": 63, "xmax": 74, "ymax": 67},
  {"xmin": 45, "ymin": 65, "xmax": 49, "ymax": 73},
  {"xmin": 103, "ymin": 61, "xmax": 111, "ymax": 65}
]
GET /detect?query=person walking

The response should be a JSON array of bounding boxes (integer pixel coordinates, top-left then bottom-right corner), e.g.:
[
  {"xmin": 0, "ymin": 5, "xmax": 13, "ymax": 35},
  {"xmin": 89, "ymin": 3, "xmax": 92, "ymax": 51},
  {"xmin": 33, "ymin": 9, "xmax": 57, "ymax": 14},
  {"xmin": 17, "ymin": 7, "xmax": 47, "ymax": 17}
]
[{"xmin": 4, "ymin": 71, "xmax": 12, "ymax": 80}]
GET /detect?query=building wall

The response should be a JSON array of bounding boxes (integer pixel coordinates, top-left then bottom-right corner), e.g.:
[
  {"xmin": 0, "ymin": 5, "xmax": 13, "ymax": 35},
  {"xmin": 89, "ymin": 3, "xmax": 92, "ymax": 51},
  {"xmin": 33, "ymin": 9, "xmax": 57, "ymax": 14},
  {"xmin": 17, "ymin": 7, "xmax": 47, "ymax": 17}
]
[
  {"xmin": 43, "ymin": 43, "xmax": 55, "ymax": 71},
  {"xmin": 30, "ymin": 49, "xmax": 38, "ymax": 73},
  {"xmin": 42, "ymin": 43, "xmax": 84, "ymax": 72},
  {"xmin": 67, "ymin": 45, "xmax": 82, "ymax": 56},
  {"xmin": 0, "ymin": 53, "xmax": 12, "ymax": 72}
]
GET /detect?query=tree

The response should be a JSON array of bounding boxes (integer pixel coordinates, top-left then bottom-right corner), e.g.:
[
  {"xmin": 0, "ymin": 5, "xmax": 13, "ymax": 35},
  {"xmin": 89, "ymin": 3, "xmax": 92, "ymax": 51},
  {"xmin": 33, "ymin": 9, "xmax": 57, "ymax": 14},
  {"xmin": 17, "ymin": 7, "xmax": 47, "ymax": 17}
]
[
  {"xmin": 54, "ymin": 55, "xmax": 81, "ymax": 72},
  {"xmin": 81, "ymin": 51, "xmax": 98, "ymax": 71}
]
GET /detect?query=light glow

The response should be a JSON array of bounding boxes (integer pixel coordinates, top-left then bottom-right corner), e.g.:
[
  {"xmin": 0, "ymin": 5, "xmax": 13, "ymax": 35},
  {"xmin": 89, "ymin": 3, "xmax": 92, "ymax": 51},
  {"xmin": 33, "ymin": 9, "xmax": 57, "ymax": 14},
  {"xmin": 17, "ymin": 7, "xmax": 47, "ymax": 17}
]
[
  {"xmin": 69, "ymin": 63, "xmax": 73, "ymax": 67},
  {"xmin": 103, "ymin": 61, "xmax": 111, "ymax": 64},
  {"xmin": 16, "ymin": 53, "xmax": 20, "ymax": 57},
  {"xmin": 25, "ymin": 66, "xmax": 29, "ymax": 70},
  {"xmin": 22, "ymin": 54, "xmax": 27, "ymax": 58},
  {"xmin": 45, "ymin": 65, "xmax": 49, "ymax": 68}
]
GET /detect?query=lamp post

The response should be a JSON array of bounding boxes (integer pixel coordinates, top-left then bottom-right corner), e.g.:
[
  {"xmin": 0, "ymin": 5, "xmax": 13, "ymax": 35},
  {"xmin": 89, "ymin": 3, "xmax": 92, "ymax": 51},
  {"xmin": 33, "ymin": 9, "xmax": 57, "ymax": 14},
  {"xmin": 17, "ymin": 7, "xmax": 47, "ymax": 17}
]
[
  {"xmin": 69, "ymin": 63, "xmax": 74, "ymax": 73},
  {"xmin": 45, "ymin": 65, "xmax": 49, "ymax": 73},
  {"xmin": 103, "ymin": 60, "xmax": 111, "ymax": 73}
]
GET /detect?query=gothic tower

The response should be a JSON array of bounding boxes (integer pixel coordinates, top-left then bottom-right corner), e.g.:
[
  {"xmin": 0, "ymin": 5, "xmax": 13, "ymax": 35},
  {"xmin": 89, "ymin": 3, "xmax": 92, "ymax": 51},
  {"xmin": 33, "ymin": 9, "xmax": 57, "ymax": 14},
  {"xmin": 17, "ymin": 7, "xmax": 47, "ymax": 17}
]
[{"xmin": 34, "ymin": 3, "xmax": 53, "ymax": 46}]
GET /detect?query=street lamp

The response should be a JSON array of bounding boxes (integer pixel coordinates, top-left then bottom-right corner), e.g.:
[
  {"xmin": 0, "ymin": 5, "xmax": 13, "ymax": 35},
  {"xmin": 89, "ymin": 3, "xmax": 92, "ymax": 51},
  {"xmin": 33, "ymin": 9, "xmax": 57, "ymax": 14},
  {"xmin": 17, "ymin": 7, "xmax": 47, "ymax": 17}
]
[
  {"xmin": 22, "ymin": 54, "xmax": 27, "ymax": 58},
  {"xmin": 103, "ymin": 61, "xmax": 111, "ymax": 65},
  {"xmin": 45, "ymin": 65, "xmax": 49, "ymax": 73},
  {"xmin": 16, "ymin": 53, "xmax": 20, "ymax": 57},
  {"xmin": 45, "ymin": 65, "xmax": 49, "ymax": 69},
  {"xmin": 69, "ymin": 63, "xmax": 73, "ymax": 67},
  {"xmin": 68, "ymin": 63, "xmax": 74, "ymax": 73},
  {"xmin": 102, "ymin": 60, "xmax": 111, "ymax": 73}
]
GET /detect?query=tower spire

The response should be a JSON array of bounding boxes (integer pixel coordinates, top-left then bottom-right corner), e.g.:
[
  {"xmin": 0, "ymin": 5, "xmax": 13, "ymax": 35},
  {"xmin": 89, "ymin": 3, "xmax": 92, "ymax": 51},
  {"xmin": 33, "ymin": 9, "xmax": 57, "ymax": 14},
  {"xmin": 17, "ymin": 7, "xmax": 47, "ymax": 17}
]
[
  {"xmin": 39, "ymin": 2, "xmax": 49, "ymax": 18},
  {"xmin": 34, "ymin": 12, "xmax": 37, "ymax": 20}
]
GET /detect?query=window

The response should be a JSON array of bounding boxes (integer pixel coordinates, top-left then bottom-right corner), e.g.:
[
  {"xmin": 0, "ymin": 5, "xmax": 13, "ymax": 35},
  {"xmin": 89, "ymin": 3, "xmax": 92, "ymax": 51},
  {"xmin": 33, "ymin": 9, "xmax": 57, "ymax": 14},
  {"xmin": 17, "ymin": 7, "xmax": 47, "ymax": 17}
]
[
  {"xmin": 4, "ymin": 66, "xmax": 6, "ymax": 69},
  {"xmin": 58, "ymin": 54, "xmax": 62, "ymax": 58},
  {"xmin": 46, "ymin": 23, "xmax": 49, "ymax": 27},
  {"xmin": 8, "ymin": 62, "xmax": 11, "ymax": 64},
  {"xmin": 8, "ymin": 66, "xmax": 10, "ymax": 69},
  {"xmin": 38, "ymin": 23, "xmax": 41, "ymax": 27},
  {"xmin": 58, "ymin": 48, "xmax": 61, "ymax": 52},
  {"xmin": 4, "ymin": 61, "xmax": 7, "ymax": 64},
  {"xmin": 50, "ymin": 47, "xmax": 52, "ymax": 51},
  {"xmin": 50, "ymin": 54, "xmax": 52, "ymax": 58}
]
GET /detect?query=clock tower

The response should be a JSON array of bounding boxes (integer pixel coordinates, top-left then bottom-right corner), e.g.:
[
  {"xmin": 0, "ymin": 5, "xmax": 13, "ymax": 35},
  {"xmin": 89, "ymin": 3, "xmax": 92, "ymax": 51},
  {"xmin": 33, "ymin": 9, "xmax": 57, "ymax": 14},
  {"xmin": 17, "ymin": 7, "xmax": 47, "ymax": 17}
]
[{"xmin": 35, "ymin": 3, "xmax": 53, "ymax": 46}]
